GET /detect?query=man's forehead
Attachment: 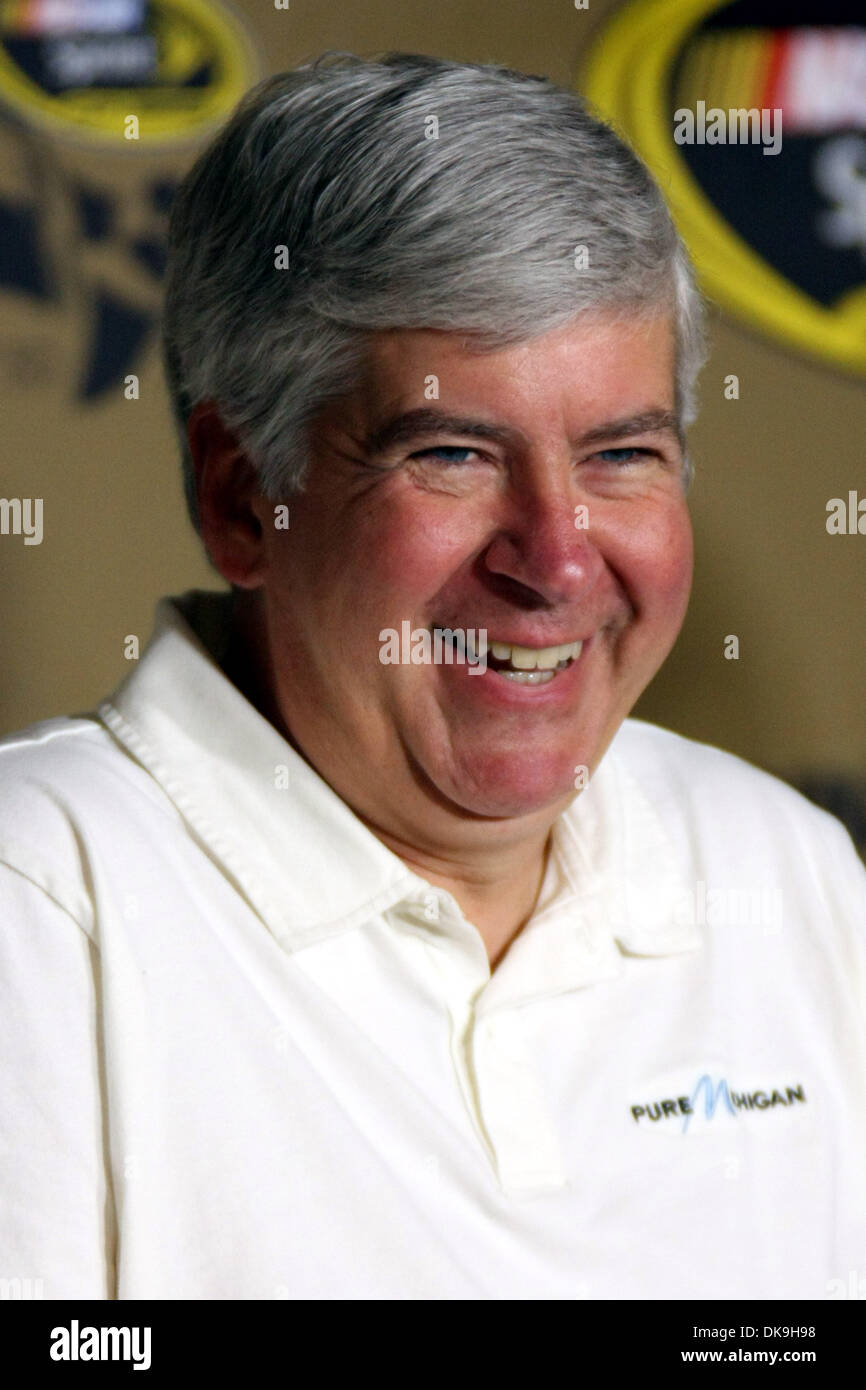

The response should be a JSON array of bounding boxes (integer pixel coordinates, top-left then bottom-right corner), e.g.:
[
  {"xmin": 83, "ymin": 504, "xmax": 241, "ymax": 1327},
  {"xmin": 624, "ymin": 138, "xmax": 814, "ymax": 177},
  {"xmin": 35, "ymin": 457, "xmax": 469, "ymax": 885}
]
[
  {"xmin": 347, "ymin": 312, "xmax": 680, "ymax": 448},
  {"xmin": 364, "ymin": 310, "xmax": 675, "ymax": 368}
]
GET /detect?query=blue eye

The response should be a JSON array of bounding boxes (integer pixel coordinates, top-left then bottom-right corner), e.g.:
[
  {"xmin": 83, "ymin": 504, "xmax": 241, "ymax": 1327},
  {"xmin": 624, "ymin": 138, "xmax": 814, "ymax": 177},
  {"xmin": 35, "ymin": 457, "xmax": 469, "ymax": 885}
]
[
  {"xmin": 413, "ymin": 446, "xmax": 477, "ymax": 464},
  {"xmin": 594, "ymin": 447, "xmax": 648, "ymax": 464}
]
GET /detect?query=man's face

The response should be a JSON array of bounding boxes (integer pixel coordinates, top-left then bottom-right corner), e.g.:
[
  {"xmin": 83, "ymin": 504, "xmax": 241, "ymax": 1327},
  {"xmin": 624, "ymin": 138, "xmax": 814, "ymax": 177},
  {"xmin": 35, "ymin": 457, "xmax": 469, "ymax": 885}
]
[{"xmin": 252, "ymin": 311, "xmax": 693, "ymax": 824}]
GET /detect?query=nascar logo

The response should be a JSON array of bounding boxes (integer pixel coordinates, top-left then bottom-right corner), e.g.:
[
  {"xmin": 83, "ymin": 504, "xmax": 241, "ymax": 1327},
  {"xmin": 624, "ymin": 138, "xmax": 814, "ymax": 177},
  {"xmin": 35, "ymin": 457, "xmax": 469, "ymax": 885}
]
[{"xmin": 581, "ymin": 0, "xmax": 866, "ymax": 380}]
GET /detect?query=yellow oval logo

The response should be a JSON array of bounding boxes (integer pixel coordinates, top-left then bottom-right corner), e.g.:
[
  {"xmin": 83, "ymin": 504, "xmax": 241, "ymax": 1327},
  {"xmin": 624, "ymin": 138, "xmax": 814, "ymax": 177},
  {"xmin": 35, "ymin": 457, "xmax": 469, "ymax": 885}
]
[
  {"xmin": 581, "ymin": 0, "xmax": 866, "ymax": 380},
  {"xmin": 0, "ymin": 0, "xmax": 258, "ymax": 148}
]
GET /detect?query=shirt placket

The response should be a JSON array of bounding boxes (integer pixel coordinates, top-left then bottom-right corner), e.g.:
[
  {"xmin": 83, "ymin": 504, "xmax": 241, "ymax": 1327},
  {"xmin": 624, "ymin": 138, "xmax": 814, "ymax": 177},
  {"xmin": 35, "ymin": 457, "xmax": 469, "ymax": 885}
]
[{"xmin": 420, "ymin": 919, "xmax": 568, "ymax": 1196}]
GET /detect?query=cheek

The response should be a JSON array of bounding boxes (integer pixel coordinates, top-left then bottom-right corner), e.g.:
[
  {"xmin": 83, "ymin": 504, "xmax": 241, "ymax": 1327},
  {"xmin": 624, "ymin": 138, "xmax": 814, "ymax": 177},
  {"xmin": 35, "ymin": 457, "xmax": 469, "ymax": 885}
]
[
  {"xmin": 354, "ymin": 495, "xmax": 478, "ymax": 605},
  {"xmin": 265, "ymin": 493, "xmax": 437, "ymax": 616},
  {"xmin": 658, "ymin": 510, "xmax": 694, "ymax": 607},
  {"xmin": 620, "ymin": 502, "xmax": 693, "ymax": 623}
]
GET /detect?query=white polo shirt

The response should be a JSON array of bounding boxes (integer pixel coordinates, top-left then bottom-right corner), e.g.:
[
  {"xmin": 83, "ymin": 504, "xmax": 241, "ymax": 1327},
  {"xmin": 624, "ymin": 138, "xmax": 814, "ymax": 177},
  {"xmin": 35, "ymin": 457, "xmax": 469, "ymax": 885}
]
[{"xmin": 1, "ymin": 589, "xmax": 865, "ymax": 1300}]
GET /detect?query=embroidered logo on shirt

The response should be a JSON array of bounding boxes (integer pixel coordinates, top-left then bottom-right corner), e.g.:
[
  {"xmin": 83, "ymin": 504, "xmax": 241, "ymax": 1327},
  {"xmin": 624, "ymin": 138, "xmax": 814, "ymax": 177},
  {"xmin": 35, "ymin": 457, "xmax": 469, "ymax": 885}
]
[{"xmin": 630, "ymin": 1075, "xmax": 807, "ymax": 1134}]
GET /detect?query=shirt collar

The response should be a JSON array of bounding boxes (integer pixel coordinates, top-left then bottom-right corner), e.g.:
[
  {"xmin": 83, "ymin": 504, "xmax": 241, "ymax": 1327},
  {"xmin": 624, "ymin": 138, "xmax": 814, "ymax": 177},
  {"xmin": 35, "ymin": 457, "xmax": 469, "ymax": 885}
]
[{"xmin": 97, "ymin": 590, "xmax": 700, "ymax": 978}]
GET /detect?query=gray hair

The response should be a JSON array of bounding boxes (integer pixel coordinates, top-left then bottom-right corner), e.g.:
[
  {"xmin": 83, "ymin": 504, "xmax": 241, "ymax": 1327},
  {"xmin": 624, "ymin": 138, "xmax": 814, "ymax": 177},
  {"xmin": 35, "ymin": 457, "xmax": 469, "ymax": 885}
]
[{"xmin": 162, "ymin": 51, "xmax": 707, "ymax": 532}]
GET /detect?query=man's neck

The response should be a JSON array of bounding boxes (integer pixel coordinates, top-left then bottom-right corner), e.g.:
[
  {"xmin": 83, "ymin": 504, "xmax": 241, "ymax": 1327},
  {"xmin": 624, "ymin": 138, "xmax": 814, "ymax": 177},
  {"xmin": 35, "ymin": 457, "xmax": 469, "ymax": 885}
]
[{"xmin": 358, "ymin": 819, "xmax": 553, "ymax": 970}]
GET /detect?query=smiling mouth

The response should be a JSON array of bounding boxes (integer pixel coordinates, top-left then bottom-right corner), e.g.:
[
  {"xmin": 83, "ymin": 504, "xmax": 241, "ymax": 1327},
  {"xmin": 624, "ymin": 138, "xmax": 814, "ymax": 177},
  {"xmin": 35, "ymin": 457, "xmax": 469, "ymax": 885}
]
[{"xmin": 437, "ymin": 630, "xmax": 585, "ymax": 685}]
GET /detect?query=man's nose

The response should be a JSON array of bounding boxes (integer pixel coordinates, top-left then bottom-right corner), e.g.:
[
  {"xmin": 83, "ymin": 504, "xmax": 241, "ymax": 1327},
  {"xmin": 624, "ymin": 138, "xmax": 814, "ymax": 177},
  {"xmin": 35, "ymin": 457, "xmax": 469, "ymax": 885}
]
[{"xmin": 479, "ymin": 478, "xmax": 605, "ymax": 608}]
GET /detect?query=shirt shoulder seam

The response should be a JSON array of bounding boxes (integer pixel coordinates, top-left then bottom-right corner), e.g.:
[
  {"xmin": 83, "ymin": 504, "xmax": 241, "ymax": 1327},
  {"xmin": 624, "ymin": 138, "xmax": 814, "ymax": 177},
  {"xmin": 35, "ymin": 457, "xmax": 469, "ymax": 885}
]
[{"xmin": 0, "ymin": 852, "xmax": 97, "ymax": 946}]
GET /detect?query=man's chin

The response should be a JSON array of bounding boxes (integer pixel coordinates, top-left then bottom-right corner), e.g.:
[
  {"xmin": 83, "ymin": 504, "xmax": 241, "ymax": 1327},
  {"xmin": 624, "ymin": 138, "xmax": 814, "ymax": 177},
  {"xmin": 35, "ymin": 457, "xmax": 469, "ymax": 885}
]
[{"xmin": 431, "ymin": 753, "xmax": 583, "ymax": 822}]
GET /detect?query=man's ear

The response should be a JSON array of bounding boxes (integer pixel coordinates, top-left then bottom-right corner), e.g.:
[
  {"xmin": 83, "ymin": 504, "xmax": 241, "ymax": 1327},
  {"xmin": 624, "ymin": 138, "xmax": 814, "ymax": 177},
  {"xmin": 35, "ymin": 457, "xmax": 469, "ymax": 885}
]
[{"xmin": 187, "ymin": 401, "xmax": 267, "ymax": 589}]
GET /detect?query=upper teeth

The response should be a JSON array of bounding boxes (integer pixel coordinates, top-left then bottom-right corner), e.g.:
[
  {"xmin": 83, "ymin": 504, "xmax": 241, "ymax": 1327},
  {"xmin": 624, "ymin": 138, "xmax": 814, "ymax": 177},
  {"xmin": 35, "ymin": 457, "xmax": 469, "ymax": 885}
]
[{"xmin": 489, "ymin": 639, "xmax": 583, "ymax": 670}]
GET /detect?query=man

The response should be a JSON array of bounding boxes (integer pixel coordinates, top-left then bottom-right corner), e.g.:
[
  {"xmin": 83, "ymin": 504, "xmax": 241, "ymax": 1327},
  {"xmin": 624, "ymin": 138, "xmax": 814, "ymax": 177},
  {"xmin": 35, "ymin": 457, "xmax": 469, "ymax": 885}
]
[{"xmin": 1, "ymin": 52, "xmax": 864, "ymax": 1300}]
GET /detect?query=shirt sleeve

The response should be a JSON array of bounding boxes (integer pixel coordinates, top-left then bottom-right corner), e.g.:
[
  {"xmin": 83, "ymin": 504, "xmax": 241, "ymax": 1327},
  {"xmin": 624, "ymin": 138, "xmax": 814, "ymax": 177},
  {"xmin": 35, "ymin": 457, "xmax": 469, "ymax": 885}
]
[
  {"xmin": 0, "ymin": 861, "xmax": 114, "ymax": 1298},
  {"xmin": 809, "ymin": 809, "xmax": 866, "ymax": 1020}
]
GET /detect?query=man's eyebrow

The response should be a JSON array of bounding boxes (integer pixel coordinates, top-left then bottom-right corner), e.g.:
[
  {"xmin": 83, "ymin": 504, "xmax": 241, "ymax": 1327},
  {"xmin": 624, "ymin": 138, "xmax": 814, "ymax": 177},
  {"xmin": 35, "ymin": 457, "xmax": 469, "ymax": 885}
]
[
  {"xmin": 575, "ymin": 409, "xmax": 683, "ymax": 450},
  {"xmin": 362, "ymin": 406, "xmax": 682, "ymax": 456},
  {"xmin": 363, "ymin": 409, "xmax": 524, "ymax": 456}
]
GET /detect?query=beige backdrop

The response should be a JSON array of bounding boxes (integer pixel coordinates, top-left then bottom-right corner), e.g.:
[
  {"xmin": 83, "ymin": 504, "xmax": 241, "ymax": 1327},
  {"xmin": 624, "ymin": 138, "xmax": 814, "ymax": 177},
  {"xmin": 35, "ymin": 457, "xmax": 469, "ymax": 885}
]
[{"xmin": 1, "ymin": 0, "xmax": 863, "ymax": 844}]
